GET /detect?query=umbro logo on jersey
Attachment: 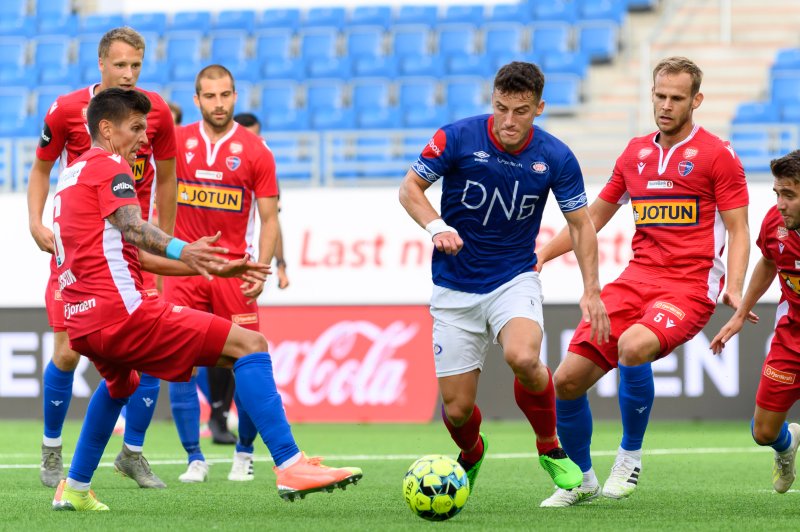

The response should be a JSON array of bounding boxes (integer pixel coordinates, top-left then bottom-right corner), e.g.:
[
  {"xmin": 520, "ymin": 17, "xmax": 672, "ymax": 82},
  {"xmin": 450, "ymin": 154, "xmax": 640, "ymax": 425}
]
[
  {"xmin": 185, "ymin": 152, "xmax": 194, "ymax": 164},
  {"xmin": 637, "ymin": 162, "xmax": 646, "ymax": 175},
  {"xmin": 473, "ymin": 151, "xmax": 490, "ymax": 162}
]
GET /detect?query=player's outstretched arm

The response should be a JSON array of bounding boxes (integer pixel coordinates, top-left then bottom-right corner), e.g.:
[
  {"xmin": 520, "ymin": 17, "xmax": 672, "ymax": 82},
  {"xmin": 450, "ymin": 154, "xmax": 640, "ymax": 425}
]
[
  {"xmin": 719, "ymin": 206, "xmax": 758, "ymax": 322},
  {"xmin": 710, "ymin": 255, "xmax": 776, "ymax": 354},
  {"xmin": 399, "ymin": 168, "xmax": 463, "ymax": 255},
  {"xmin": 27, "ymin": 157, "xmax": 57, "ymax": 253},
  {"xmin": 536, "ymin": 197, "xmax": 619, "ymax": 268},
  {"xmin": 241, "ymin": 196, "xmax": 279, "ymax": 304},
  {"xmin": 563, "ymin": 206, "xmax": 610, "ymax": 343},
  {"xmin": 107, "ymin": 204, "xmax": 229, "ymax": 280},
  {"xmin": 139, "ymin": 251, "xmax": 269, "ymax": 282}
]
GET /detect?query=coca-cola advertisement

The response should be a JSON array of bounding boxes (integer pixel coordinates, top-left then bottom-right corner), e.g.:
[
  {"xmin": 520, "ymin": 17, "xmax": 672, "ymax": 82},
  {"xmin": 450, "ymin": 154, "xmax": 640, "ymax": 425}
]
[{"xmin": 259, "ymin": 306, "xmax": 439, "ymax": 422}]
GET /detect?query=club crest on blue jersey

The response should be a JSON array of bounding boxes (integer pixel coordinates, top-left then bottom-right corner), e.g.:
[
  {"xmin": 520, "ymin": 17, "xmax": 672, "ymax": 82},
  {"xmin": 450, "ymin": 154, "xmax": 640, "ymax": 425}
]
[
  {"xmin": 530, "ymin": 161, "xmax": 549, "ymax": 173},
  {"xmin": 226, "ymin": 156, "xmax": 241, "ymax": 171},
  {"xmin": 677, "ymin": 160, "xmax": 694, "ymax": 176}
]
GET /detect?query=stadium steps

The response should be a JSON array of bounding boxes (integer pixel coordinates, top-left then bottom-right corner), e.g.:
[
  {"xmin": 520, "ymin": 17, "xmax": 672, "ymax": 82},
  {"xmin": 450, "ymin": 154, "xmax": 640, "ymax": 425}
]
[{"xmin": 545, "ymin": 0, "xmax": 800, "ymax": 182}]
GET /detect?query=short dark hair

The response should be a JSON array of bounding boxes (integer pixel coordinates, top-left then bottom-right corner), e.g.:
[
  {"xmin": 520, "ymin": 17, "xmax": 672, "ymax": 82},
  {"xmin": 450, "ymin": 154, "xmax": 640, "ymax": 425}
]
[
  {"xmin": 493, "ymin": 61, "xmax": 545, "ymax": 102},
  {"xmin": 87, "ymin": 88, "xmax": 151, "ymax": 140},
  {"xmin": 770, "ymin": 150, "xmax": 800, "ymax": 184},
  {"xmin": 234, "ymin": 112, "xmax": 260, "ymax": 128},
  {"xmin": 195, "ymin": 64, "xmax": 235, "ymax": 94}
]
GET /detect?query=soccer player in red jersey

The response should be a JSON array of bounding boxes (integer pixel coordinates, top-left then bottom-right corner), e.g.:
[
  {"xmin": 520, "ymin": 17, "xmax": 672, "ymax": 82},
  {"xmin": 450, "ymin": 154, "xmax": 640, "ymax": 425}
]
[
  {"xmin": 711, "ymin": 151, "xmax": 800, "ymax": 494},
  {"xmin": 26, "ymin": 27, "xmax": 176, "ymax": 489},
  {"xmin": 50, "ymin": 88, "xmax": 362, "ymax": 511},
  {"xmin": 165, "ymin": 65, "xmax": 280, "ymax": 482},
  {"xmin": 536, "ymin": 57, "xmax": 752, "ymax": 506}
]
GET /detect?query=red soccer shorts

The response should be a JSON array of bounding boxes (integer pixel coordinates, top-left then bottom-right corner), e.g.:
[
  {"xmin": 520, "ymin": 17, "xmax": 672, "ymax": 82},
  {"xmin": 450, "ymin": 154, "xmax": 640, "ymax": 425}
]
[
  {"xmin": 755, "ymin": 314, "xmax": 800, "ymax": 413},
  {"xmin": 569, "ymin": 278, "xmax": 716, "ymax": 372},
  {"xmin": 163, "ymin": 275, "xmax": 260, "ymax": 331},
  {"xmin": 69, "ymin": 296, "xmax": 232, "ymax": 399},
  {"xmin": 44, "ymin": 272, "xmax": 66, "ymax": 332}
]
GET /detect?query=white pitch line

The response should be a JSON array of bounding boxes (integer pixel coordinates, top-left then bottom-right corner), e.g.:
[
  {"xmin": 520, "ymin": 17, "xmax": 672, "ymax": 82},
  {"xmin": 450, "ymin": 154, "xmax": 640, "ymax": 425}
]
[{"xmin": 0, "ymin": 446, "xmax": 766, "ymax": 470}]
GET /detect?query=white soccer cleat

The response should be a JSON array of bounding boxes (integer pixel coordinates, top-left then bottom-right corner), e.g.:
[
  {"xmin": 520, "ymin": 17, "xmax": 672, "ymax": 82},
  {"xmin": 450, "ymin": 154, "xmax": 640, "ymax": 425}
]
[
  {"xmin": 540, "ymin": 484, "xmax": 600, "ymax": 507},
  {"xmin": 773, "ymin": 423, "xmax": 800, "ymax": 493},
  {"xmin": 228, "ymin": 452, "xmax": 255, "ymax": 482},
  {"xmin": 602, "ymin": 455, "xmax": 641, "ymax": 499},
  {"xmin": 179, "ymin": 460, "xmax": 209, "ymax": 483}
]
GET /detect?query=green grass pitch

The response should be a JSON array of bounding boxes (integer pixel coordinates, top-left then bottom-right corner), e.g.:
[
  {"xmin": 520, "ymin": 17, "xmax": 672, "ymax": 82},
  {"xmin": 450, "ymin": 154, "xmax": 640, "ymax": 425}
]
[{"xmin": 1, "ymin": 420, "xmax": 798, "ymax": 531}]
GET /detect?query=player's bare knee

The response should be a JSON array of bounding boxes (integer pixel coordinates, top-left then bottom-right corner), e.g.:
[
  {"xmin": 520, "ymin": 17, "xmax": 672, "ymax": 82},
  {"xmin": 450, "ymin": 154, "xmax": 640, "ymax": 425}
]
[
  {"xmin": 239, "ymin": 330, "xmax": 268, "ymax": 356},
  {"xmin": 617, "ymin": 338, "xmax": 651, "ymax": 366},
  {"xmin": 52, "ymin": 347, "xmax": 80, "ymax": 371},
  {"xmin": 442, "ymin": 401, "xmax": 474, "ymax": 427},
  {"xmin": 503, "ymin": 345, "xmax": 541, "ymax": 374},
  {"xmin": 553, "ymin": 375, "xmax": 584, "ymax": 400},
  {"xmin": 752, "ymin": 423, "xmax": 781, "ymax": 446}
]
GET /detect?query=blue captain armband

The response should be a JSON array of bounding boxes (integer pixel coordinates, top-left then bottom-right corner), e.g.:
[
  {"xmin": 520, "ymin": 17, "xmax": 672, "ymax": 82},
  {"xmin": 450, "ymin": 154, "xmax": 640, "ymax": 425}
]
[{"xmin": 166, "ymin": 238, "xmax": 188, "ymax": 260}]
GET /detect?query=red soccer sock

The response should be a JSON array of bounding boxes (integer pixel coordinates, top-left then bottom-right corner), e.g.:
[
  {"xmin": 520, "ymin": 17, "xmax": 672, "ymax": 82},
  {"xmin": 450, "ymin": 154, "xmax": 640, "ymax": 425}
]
[
  {"xmin": 441, "ymin": 404, "xmax": 484, "ymax": 463},
  {"xmin": 514, "ymin": 370, "xmax": 559, "ymax": 455}
]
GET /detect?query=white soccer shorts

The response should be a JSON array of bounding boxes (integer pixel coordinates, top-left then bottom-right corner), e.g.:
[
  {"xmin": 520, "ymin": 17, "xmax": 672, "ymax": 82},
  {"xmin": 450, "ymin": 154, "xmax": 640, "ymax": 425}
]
[{"xmin": 430, "ymin": 271, "xmax": 544, "ymax": 377}]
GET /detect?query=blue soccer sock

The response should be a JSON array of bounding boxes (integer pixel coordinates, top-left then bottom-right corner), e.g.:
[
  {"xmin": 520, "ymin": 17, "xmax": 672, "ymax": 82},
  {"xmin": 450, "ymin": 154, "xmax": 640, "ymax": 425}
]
[
  {"xmin": 43, "ymin": 360, "xmax": 74, "ymax": 444},
  {"xmin": 195, "ymin": 367, "xmax": 211, "ymax": 403},
  {"xmin": 618, "ymin": 362, "xmax": 654, "ymax": 452},
  {"xmin": 169, "ymin": 378, "xmax": 204, "ymax": 463},
  {"xmin": 123, "ymin": 373, "xmax": 160, "ymax": 450},
  {"xmin": 556, "ymin": 395, "xmax": 594, "ymax": 472},
  {"xmin": 233, "ymin": 392, "xmax": 257, "ymax": 454},
  {"xmin": 68, "ymin": 380, "xmax": 127, "ymax": 484},
  {"xmin": 233, "ymin": 353, "xmax": 299, "ymax": 466},
  {"xmin": 754, "ymin": 419, "xmax": 792, "ymax": 452}
]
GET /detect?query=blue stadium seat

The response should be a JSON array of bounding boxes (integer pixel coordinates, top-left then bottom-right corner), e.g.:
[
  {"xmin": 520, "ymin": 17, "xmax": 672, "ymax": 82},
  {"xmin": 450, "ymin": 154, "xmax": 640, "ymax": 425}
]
[
  {"xmin": 0, "ymin": 64, "xmax": 36, "ymax": 88},
  {"xmin": 300, "ymin": 27, "xmax": 339, "ymax": 61},
  {"xmin": 346, "ymin": 26, "xmax": 385, "ymax": 60},
  {"xmin": 350, "ymin": 6, "xmax": 393, "ymax": 28},
  {"xmin": 305, "ymin": 79, "xmax": 346, "ymax": 110},
  {"xmin": 214, "ymin": 10, "xmax": 256, "ymax": 33},
  {"xmin": 170, "ymin": 61, "xmax": 203, "ymax": 83},
  {"xmin": 260, "ymin": 80, "xmax": 298, "ymax": 110},
  {"xmin": 449, "ymin": 103, "xmax": 490, "ymax": 122},
  {"xmin": 732, "ymin": 102, "xmax": 780, "ymax": 124},
  {"xmin": 446, "ymin": 53, "xmax": 492, "ymax": 77},
  {"xmin": 261, "ymin": 58, "xmax": 304, "ymax": 80},
  {"xmin": 437, "ymin": 24, "xmax": 480, "ymax": 59},
  {"xmin": 771, "ymin": 71, "xmax": 800, "ymax": 104},
  {"xmin": 626, "ymin": 0, "xmax": 659, "ymax": 10},
  {"xmin": 579, "ymin": 0, "xmax": 626, "ymax": 24},
  {"xmin": 489, "ymin": 51, "xmax": 538, "ymax": 73},
  {"xmin": 138, "ymin": 58, "xmax": 169, "ymax": 86},
  {"xmin": 79, "ymin": 14, "xmax": 125, "ymax": 34},
  {"xmin": 484, "ymin": 23, "xmax": 528, "ymax": 57},
  {"xmin": 541, "ymin": 74, "xmax": 581, "ymax": 112},
  {"xmin": 440, "ymin": 5, "xmax": 485, "ymax": 25},
  {"xmin": 125, "ymin": 13, "xmax": 168, "ymax": 34},
  {"xmin": 395, "ymin": 6, "xmax": 438, "ymax": 25},
  {"xmin": 235, "ymin": 82, "xmax": 254, "ymax": 111},
  {"xmin": 257, "ymin": 9, "xmax": 301, "ymax": 31},
  {"xmin": 772, "ymin": 48, "xmax": 800, "ymax": 74},
  {"xmin": 392, "ymin": 25, "xmax": 432, "ymax": 58},
  {"xmin": 351, "ymin": 78, "xmax": 391, "ymax": 109},
  {"xmin": 255, "ymin": 29, "xmax": 294, "ymax": 62},
  {"xmin": 262, "ymin": 108, "xmax": 309, "ymax": 131},
  {"xmin": 165, "ymin": 31, "xmax": 204, "ymax": 66},
  {"xmin": 398, "ymin": 55, "xmax": 444, "ymax": 77},
  {"xmin": 444, "ymin": 76, "xmax": 486, "ymax": 108},
  {"xmin": 170, "ymin": 12, "xmax": 212, "ymax": 33},
  {"xmin": 542, "ymin": 50, "xmax": 590, "ymax": 78},
  {"xmin": 36, "ymin": 0, "xmax": 76, "ymax": 36},
  {"xmin": 353, "ymin": 55, "xmax": 396, "ymax": 78},
  {"xmin": 76, "ymin": 34, "xmax": 103, "ymax": 68},
  {"xmin": 398, "ymin": 77, "xmax": 439, "ymax": 109},
  {"xmin": 356, "ymin": 107, "xmax": 401, "ymax": 128},
  {"xmin": 0, "ymin": 87, "xmax": 28, "ymax": 124},
  {"xmin": 0, "ymin": 0, "xmax": 33, "ymax": 37},
  {"xmin": 488, "ymin": 3, "xmax": 531, "ymax": 24},
  {"xmin": 209, "ymin": 30, "xmax": 248, "ymax": 64},
  {"xmin": 167, "ymin": 83, "xmax": 201, "ymax": 123},
  {"xmin": 226, "ymin": 59, "xmax": 261, "ymax": 84},
  {"xmin": 531, "ymin": 0, "xmax": 578, "ymax": 23},
  {"xmin": 576, "ymin": 20, "xmax": 619, "ymax": 63},
  {"xmin": 35, "ymin": 85, "xmax": 70, "ymax": 123},
  {"xmin": 0, "ymin": 38, "xmax": 27, "ymax": 68},
  {"xmin": 531, "ymin": 23, "xmax": 571, "ymax": 54},
  {"xmin": 403, "ymin": 105, "xmax": 447, "ymax": 128},
  {"xmin": 307, "ymin": 57, "xmax": 351, "ymax": 79},
  {"xmin": 730, "ymin": 129, "xmax": 772, "ymax": 173},
  {"xmin": 782, "ymin": 102, "xmax": 800, "ymax": 123},
  {"xmin": 38, "ymin": 64, "xmax": 79, "ymax": 86},
  {"xmin": 34, "ymin": 36, "xmax": 71, "ymax": 68},
  {"xmin": 310, "ymin": 107, "xmax": 355, "ymax": 129},
  {"xmin": 305, "ymin": 7, "xmax": 346, "ymax": 29}
]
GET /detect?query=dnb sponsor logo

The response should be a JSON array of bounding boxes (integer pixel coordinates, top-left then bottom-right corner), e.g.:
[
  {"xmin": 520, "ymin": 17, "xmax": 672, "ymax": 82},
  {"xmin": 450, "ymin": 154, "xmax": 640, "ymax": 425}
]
[
  {"xmin": 64, "ymin": 298, "xmax": 96, "ymax": 320},
  {"xmin": 632, "ymin": 196, "xmax": 699, "ymax": 227},
  {"xmin": 178, "ymin": 182, "xmax": 244, "ymax": 212}
]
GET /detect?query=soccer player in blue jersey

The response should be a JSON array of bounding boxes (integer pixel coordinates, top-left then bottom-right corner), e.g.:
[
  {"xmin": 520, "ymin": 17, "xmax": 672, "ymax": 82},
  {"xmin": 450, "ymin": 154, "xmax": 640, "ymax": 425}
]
[{"xmin": 399, "ymin": 61, "xmax": 610, "ymax": 495}]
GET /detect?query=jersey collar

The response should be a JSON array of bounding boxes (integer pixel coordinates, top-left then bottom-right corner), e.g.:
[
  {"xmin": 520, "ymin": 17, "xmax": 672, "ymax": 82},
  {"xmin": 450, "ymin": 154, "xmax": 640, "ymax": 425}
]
[{"xmin": 487, "ymin": 115, "xmax": 534, "ymax": 155}]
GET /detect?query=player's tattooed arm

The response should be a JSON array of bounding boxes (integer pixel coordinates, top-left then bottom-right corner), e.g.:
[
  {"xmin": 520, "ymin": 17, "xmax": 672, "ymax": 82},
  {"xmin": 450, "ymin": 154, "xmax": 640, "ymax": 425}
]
[{"xmin": 107, "ymin": 204, "xmax": 172, "ymax": 256}]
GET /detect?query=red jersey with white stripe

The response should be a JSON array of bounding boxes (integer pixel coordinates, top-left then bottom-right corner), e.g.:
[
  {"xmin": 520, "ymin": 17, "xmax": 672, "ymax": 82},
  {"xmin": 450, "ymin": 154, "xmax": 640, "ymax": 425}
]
[
  {"xmin": 599, "ymin": 125, "xmax": 748, "ymax": 302},
  {"xmin": 174, "ymin": 122, "xmax": 278, "ymax": 259},
  {"xmin": 758, "ymin": 206, "xmax": 800, "ymax": 322},
  {"xmin": 36, "ymin": 84, "xmax": 177, "ymax": 220},
  {"xmin": 53, "ymin": 147, "xmax": 144, "ymax": 338}
]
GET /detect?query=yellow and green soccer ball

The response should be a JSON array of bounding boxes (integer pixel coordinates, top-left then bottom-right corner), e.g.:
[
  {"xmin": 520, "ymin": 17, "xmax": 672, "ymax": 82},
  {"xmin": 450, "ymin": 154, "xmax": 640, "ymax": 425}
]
[{"xmin": 402, "ymin": 455, "xmax": 470, "ymax": 521}]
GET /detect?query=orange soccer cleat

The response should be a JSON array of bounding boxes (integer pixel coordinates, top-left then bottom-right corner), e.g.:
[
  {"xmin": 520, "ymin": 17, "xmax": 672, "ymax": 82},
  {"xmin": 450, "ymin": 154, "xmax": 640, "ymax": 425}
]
[{"xmin": 274, "ymin": 453, "xmax": 362, "ymax": 502}]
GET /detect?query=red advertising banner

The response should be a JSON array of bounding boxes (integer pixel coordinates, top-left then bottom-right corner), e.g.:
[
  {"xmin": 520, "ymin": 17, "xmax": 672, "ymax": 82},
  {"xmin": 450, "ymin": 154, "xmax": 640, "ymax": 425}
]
[{"xmin": 258, "ymin": 306, "xmax": 438, "ymax": 422}]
